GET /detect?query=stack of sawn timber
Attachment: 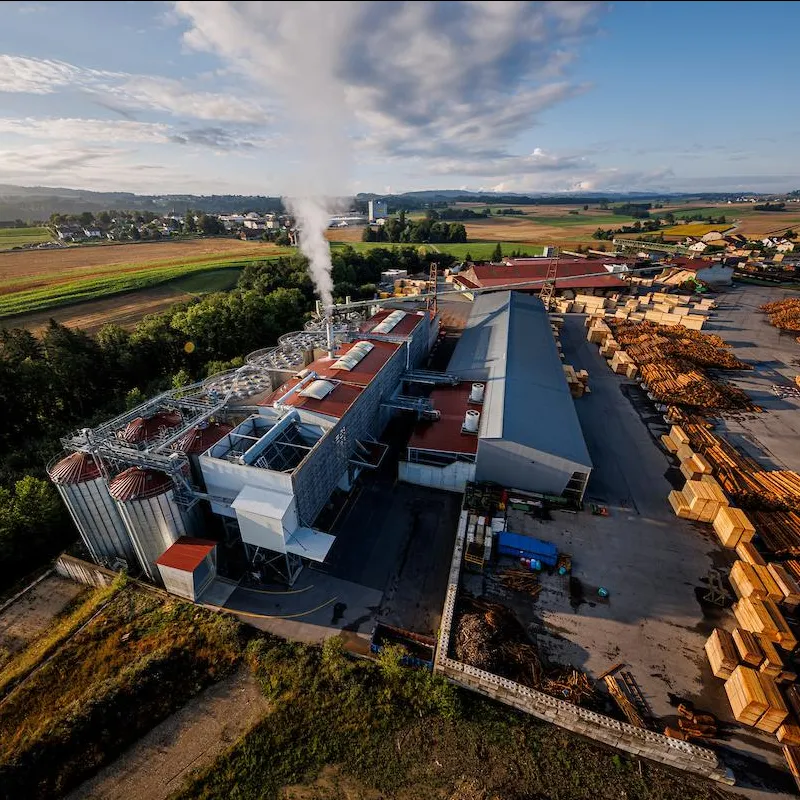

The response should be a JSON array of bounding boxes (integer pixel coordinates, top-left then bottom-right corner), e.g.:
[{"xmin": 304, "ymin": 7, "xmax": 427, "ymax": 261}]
[{"xmin": 562, "ymin": 364, "xmax": 589, "ymax": 398}]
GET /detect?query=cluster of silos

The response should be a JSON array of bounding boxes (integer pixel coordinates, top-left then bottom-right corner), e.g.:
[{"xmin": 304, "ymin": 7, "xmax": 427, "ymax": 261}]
[{"xmin": 48, "ymin": 417, "xmax": 234, "ymax": 584}]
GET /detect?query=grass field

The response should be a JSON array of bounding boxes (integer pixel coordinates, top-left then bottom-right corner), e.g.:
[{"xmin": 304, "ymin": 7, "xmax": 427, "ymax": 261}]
[
  {"xmin": 328, "ymin": 240, "xmax": 544, "ymax": 259},
  {"xmin": 0, "ymin": 226, "xmax": 54, "ymax": 250},
  {"xmin": 0, "ymin": 579, "xmax": 242, "ymax": 800},
  {"xmin": 658, "ymin": 222, "xmax": 732, "ymax": 238},
  {"xmin": 0, "ymin": 239, "xmax": 289, "ymax": 319}
]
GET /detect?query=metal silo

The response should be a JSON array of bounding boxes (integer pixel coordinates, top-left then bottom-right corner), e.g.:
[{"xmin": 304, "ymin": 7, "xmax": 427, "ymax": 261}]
[
  {"xmin": 108, "ymin": 467, "xmax": 196, "ymax": 583},
  {"xmin": 48, "ymin": 451, "xmax": 136, "ymax": 568}
]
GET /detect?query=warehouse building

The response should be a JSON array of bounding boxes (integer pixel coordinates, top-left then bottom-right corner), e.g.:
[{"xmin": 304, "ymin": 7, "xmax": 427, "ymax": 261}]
[{"xmin": 401, "ymin": 292, "xmax": 592, "ymax": 500}]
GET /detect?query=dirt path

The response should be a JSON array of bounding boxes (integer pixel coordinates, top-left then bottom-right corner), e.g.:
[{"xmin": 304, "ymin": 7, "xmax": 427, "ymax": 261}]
[
  {"xmin": 0, "ymin": 575, "xmax": 84, "ymax": 659},
  {"xmin": 67, "ymin": 666, "xmax": 269, "ymax": 800}
]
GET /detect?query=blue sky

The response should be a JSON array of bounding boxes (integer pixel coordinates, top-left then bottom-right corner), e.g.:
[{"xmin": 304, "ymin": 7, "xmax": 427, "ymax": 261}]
[{"xmin": 0, "ymin": 1, "xmax": 797, "ymax": 195}]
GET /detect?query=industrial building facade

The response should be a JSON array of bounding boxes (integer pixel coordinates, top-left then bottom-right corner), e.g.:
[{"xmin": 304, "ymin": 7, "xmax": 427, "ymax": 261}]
[
  {"xmin": 49, "ymin": 306, "xmax": 437, "ymax": 587},
  {"xmin": 400, "ymin": 292, "xmax": 592, "ymax": 500}
]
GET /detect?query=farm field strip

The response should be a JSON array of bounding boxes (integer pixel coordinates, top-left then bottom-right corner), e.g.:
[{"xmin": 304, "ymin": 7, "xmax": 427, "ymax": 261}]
[
  {"xmin": 0, "ymin": 259, "xmax": 270, "ymax": 317},
  {"xmin": 0, "ymin": 226, "xmax": 54, "ymax": 250}
]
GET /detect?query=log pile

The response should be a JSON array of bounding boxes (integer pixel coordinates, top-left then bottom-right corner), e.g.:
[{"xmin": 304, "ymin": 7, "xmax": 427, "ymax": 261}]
[
  {"xmin": 750, "ymin": 511, "xmax": 800, "ymax": 555},
  {"xmin": 588, "ymin": 320, "xmax": 756, "ymax": 413},
  {"xmin": 761, "ymin": 298, "xmax": 800, "ymax": 332},
  {"xmin": 497, "ymin": 568, "xmax": 541, "ymax": 598},
  {"xmin": 665, "ymin": 704, "xmax": 718, "ymax": 742}
]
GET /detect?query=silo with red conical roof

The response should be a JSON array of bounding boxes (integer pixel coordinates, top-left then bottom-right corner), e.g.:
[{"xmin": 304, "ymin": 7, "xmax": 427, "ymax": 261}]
[
  {"xmin": 108, "ymin": 466, "xmax": 196, "ymax": 582},
  {"xmin": 48, "ymin": 451, "xmax": 136, "ymax": 567}
]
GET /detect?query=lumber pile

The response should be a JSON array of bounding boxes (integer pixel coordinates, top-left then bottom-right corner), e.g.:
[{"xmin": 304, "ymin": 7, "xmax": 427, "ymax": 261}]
[
  {"xmin": 563, "ymin": 364, "xmax": 589, "ymax": 398},
  {"xmin": 736, "ymin": 540, "xmax": 766, "ymax": 566},
  {"xmin": 713, "ymin": 506, "xmax": 756, "ymax": 548},
  {"xmin": 768, "ymin": 563, "xmax": 800, "ymax": 609},
  {"xmin": 674, "ymin": 476, "xmax": 728, "ymax": 522},
  {"xmin": 725, "ymin": 665, "xmax": 768, "ymax": 725},
  {"xmin": 680, "ymin": 452, "xmax": 713, "ymax": 481},
  {"xmin": 680, "ymin": 423, "xmax": 800, "ymax": 513},
  {"xmin": 733, "ymin": 627, "xmax": 764, "ymax": 666},
  {"xmin": 705, "ymin": 628, "xmax": 738, "ymax": 678},
  {"xmin": 751, "ymin": 511, "xmax": 800, "ymax": 554},
  {"xmin": 733, "ymin": 595, "xmax": 797, "ymax": 650},
  {"xmin": 665, "ymin": 703, "xmax": 718, "ymax": 741},
  {"xmin": 756, "ymin": 674, "xmax": 790, "ymax": 733},
  {"xmin": 604, "ymin": 674, "xmax": 644, "ymax": 728},
  {"xmin": 730, "ymin": 560, "xmax": 770, "ymax": 601},
  {"xmin": 757, "ymin": 635, "xmax": 784, "ymax": 678},
  {"xmin": 761, "ymin": 298, "xmax": 800, "ymax": 332}
]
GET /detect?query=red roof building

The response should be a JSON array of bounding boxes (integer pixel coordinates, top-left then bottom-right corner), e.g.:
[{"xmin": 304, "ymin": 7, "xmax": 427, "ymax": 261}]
[
  {"xmin": 407, "ymin": 383, "xmax": 481, "ymax": 457},
  {"xmin": 156, "ymin": 536, "xmax": 218, "ymax": 601},
  {"xmin": 464, "ymin": 259, "xmax": 628, "ymax": 291},
  {"xmin": 359, "ymin": 308, "xmax": 427, "ymax": 337}
]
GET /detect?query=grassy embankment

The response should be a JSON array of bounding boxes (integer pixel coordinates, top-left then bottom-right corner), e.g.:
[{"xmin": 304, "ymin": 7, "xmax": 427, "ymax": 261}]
[
  {"xmin": 174, "ymin": 637, "xmax": 731, "ymax": 800},
  {"xmin": 0, "ymin": 227, "xmax": 54, "ymax": 250},
  {"xmin": 0, "ymin": 578, "xmax": 242, "ymax": 800}
]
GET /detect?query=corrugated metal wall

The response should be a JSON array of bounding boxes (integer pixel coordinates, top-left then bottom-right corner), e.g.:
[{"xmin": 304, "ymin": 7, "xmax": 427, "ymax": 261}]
[{"xmin": 57, "ymin": 479, "xmax": 136, "ymax": 566}]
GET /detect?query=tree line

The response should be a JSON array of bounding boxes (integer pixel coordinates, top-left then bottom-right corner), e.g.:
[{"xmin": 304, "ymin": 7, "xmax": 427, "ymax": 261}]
[
  {"xmin": 0, "ymin": 246, "xmax": 450, "ymax": 593},
  {"xmin": 363, "ymin": 211, "xmax": 467, "ymax": 244}
]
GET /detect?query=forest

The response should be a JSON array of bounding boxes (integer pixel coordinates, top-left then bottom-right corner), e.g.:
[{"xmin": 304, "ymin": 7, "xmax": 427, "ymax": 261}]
[{"xmin": 0, "ymin": 245, "xmax": 450, "ymax": 593}]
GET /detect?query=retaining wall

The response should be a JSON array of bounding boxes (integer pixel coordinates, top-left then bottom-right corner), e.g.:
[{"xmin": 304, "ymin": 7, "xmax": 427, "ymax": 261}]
[
  {"xmin": 55, "ymin": 554, "xmax": 118, "ymax": 589},
  {"xmin": 434, "ymin": 513, "xmax": 734, "ymax": 785}
]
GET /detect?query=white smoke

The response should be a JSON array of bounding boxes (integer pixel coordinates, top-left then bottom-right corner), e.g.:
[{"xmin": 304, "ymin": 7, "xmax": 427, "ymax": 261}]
[{"xmin": 284, "ymin": 195, "xmax": 334, "ymax": 308}]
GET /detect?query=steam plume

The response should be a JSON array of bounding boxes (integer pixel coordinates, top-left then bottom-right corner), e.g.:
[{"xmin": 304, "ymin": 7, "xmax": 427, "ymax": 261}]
[{"xmin": 284, "ymin": 196, "xmax": 334, "ymax": 309}]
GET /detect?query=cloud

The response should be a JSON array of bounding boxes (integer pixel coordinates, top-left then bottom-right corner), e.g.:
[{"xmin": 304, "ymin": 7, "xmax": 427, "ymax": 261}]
[
  {"xmin": 0, "ymin": 116, "xmax": 172, "ymax": 143},
  {"xmin": 426, "ymin": 147, "xmax": 593, "ymax": 178},
  {"xmin": 174, "ymin": 1, "xmax": 605, "ymax": 166},
  {"xmin": 0, "ymin": 54, "xmax": 268, "ymax": 123}
]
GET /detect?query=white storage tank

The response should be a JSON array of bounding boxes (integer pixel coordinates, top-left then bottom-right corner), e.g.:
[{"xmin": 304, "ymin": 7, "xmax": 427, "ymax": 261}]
[
  {"xmin": 48, "ymin": 451, "xmax": 136, "ymax": 568},
  {"xmin": 108, "ymin": 467, "xmax": 195, "ymax": 583}
]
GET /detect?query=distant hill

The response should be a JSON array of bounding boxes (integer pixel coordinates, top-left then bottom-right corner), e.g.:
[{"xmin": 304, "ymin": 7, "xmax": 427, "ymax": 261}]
[
  {"xmin": 0, "ymin": 182, "xmax": 778, "ymax": 223},
  {"xmin": 0, "ymin": 184, "xmax": 284, "ymax": 221}
]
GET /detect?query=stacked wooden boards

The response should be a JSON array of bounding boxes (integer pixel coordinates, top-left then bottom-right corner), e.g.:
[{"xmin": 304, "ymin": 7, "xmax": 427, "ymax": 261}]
[
  {"xmin": 724, "ymin": 666, "xmax": 768, "ymax": 725},
  {"xmin": 668, "ymin": 475, "xmax": 729, "ymax": 522},
  {"xmin": 705, "ymin": 628, "xmax": 738, "ymax": 678},
  {"xmin": 562, "ymin": 365, "xmax": 589, "ymax": 398},
  {"xmin": 713, "ymin": 507, "xmax": 756, "ymax": 548},
  {"xmin": 733, "ymin": 596, "xmax": 797, "ymax": 650}
]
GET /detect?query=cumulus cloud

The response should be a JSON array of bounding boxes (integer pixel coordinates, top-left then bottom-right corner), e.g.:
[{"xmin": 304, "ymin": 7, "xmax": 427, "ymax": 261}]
[
  {"xmin": 0, "ymin": 116, "xmax": 172, "ymax": 143},
  {"xmin": 174, "ymin": 1, "xmax": 605, "ymax": 167}
]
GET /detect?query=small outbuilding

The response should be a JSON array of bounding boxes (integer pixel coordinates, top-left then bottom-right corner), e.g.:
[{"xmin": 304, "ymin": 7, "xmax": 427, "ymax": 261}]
[{"xmin": 155, "ymin": 536, "xmax": 218, "ymax": 601}]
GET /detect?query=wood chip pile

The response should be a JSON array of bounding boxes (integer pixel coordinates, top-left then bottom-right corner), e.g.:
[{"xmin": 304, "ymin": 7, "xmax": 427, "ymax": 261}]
[
  {"xmin": 761, "ymin": 298, "xmax": 800, "ymax": 332},
  {"xmin": 452, "ymin": 596, "xmax": 593, "ymax": 705}
]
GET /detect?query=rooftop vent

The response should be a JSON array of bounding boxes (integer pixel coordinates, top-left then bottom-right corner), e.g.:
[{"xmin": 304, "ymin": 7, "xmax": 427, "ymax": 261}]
[
  {"xmin": 462, "ymin": 410, "xmax": 480, "ymax": 434},
  {"xmin": 372, "ymin": 309, "xmax": 406, "ymax": 334},
  {"xmin": 331, "ymin": 340, "xmax": 374, "ymax": 371},
  {"xmin": 299, "ymin": 379, "xmax": 337, "ymax": 400},
  {"xmin": 469, "ymin": 382, "xmax": 485, "ymax": 403}
]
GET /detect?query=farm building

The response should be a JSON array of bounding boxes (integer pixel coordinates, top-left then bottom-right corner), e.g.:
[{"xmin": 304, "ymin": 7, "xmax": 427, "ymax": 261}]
[
  {"xmin": 661, "ymin": 257, "xmax": 734, "ymax": 287},
  {"xmin": 454, "ymin": 258, "xmax": 628, "ymax": 296},
  {"xmin": 400, "ymin": 292, "xmax": 592, "ymax": 500},
  {"xmin": 49, "ymin": 305, "xmax": 439, "ymax": 589}
]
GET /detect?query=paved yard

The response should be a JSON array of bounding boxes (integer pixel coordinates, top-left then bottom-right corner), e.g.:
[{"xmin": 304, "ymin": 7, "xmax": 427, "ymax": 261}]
[{"xmin": 459, "ymin": 308, "xmax": 797, "ymax": 797}]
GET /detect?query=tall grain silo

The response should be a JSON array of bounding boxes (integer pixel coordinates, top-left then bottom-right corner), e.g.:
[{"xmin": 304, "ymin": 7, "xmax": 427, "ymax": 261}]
[
  {"xmin": 174, "ymin": 421, "xmax": 234, "ymax": 488},
  {"xmin": 48, "ymin": 451, "xmax": 136, "ymax": 568},
  {"xmin": 118, "ymin": 410, "xmax": 183, "ymax": 445},
  {"xmin": 108, "ymin": 466, "xmax": 196, "ymax": 583}
]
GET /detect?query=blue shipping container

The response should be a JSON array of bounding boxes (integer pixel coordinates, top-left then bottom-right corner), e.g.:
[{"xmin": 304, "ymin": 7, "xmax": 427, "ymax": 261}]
[{"xmin": 497, "ymin": 531, "xmax": 558, "ymax": 566}]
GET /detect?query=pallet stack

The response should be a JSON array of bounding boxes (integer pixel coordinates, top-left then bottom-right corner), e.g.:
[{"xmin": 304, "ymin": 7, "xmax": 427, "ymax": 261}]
[{"xmin": 563, "ymin": 365, "xmax": 589, "ymax": 398}]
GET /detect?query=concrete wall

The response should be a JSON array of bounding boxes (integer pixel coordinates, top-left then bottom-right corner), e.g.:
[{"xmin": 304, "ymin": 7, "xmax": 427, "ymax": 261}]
[
  {"xmin": 55, "ymin": 554, "xmax": 117, "ymax": 588},
  {"xmin": 434, "ymin": 514, "xmax": 734, "ymax": 786},
  {"xmin": 399, "ymin": 459, "xmax": 476, "ymax": 493}
]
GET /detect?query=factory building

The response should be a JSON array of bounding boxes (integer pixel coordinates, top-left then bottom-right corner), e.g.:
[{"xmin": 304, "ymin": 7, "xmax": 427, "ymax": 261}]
[
  {"xmin": 368, "ymin": 199, "xmax": 388, "ymax": 222},
  {"xmin": 49, "ymin": 306, "xmax": 438, "ymax": 588},
  {"xmin": 400, "ymin": 292, "xmax": 592, "ymax": 501}
]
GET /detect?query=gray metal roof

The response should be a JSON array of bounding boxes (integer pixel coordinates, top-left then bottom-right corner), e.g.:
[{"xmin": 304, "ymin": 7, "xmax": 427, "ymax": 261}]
[{"xmin": 448, "ymin": 291, "xmax": 592, "ymax": 470}]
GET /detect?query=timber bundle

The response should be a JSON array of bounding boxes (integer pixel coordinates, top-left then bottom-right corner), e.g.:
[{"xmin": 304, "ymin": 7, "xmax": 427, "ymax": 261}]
[
  {"xmin": 453, "ymin": 596, "xmax": 593, "ymax": 705},
  {"xmin": 680, "ymin": 423, "xmax": 800, "ymax": 513},
  {"xmin": 761, "ymin": 298, "xmax": 800, "ymax": 332},
  {"xmin": 607, "ymin": 321, "xmax": 754, "ymax": 413}
]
